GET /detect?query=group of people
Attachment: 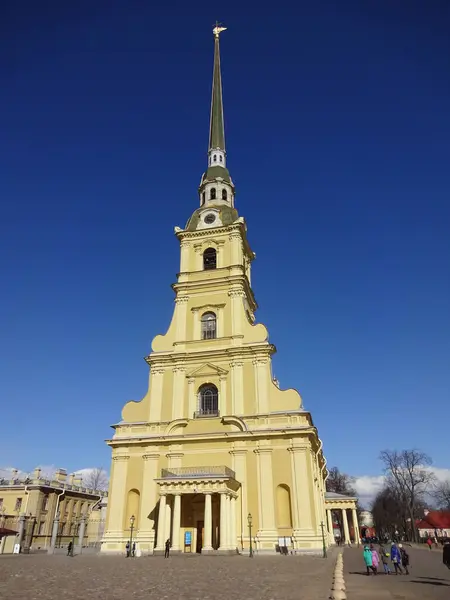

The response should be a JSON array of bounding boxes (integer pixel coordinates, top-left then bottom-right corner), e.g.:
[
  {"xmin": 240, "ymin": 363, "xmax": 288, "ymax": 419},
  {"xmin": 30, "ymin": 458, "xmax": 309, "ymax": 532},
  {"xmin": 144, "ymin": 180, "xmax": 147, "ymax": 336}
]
[
  {"xmin": 125, "ymin": 541, "xmax": 136, "ymax": 557},
  {"xmin": 363, "ymin": 542, "xmax": 409, "ymax": 575}
]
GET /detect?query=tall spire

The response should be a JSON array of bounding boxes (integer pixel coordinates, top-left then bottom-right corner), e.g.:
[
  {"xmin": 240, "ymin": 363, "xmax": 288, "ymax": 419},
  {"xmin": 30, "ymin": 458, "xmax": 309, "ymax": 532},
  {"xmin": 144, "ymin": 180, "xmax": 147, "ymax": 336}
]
[
  {"xmin": 209, "ymin": 24, "xmax": 226, "ymax": 152},
  {"xmin": 198, "ymin": 24, "xmax": 235, "ymax": 209}
]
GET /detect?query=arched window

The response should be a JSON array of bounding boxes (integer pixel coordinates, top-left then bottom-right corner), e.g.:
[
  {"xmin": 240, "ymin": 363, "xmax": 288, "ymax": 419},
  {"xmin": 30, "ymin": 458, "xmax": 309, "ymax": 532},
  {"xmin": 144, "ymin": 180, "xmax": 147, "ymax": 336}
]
[
  {"xmin": 210, "ymin": 187, "xmax": 216, "ymax": 200},
  {"xmin": 222, "ymin": 189, "xmax": 228, "ymax": 200},
  {"xmin": 203, "ymin": 247, "xmax": 216, "ymax": 270},
  {"xmin": 201, "ymin": 312, "xmax": 217, "ymax": 340},
  {"xmin": 213, "ymin": 154, "xmax": 217, "ymax": 162},
  {"xmin": 197, "ymin": 384, "xmax": 219, "ymax": 416},
  {"xmin": 219, "ymin": 155, "xmax": 223, "ymax": 162}
]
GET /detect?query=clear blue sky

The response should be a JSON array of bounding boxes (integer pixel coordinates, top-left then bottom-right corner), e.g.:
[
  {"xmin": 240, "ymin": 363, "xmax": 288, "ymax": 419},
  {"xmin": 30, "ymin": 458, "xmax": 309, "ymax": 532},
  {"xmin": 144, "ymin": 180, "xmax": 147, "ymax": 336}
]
[{"xmin": 1, "ymin": 1, "xmax": 449, "ymax": 480}]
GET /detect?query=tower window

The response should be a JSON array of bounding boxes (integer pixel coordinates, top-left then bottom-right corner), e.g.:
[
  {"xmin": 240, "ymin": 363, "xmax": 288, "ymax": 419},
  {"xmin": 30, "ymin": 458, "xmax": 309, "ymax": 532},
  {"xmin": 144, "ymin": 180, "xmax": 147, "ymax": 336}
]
[
  {"xmin": 210, "ymin": 187, "xmax": 216, "ymax": 200},
  {"xmin": 203, "ymin": 247, "xmax": 217, "ymax": 270},
  {"xmin": 201, "ymin": 311, "xmax": 217, "ymax": 340},
  {"xmin": 219, "ymin": 155, "xmax": 223, "ymax": 162},
  {"xmin": 213, "ymin": 154, "xmax": 217, "ymax": 163},
  {"xmin": 201, "ymin": 192, "xmax": 206, "ymax": 205},
  {"xmin": 222, "ymin": 189, "xmax": 227, "ymax": 200},
  {"xmin": 196, "ymin": 384, "xmax": 219, "ymax": 417}
]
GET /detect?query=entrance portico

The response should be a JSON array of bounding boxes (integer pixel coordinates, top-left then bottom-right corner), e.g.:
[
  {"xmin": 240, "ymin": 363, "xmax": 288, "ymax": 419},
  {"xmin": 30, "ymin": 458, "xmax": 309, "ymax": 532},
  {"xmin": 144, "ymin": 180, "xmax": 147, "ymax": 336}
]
[
  {"xmin": 155, "ymin": 466, "xmax": 240, "ymax": 554},
  {"xmin": 324, "ymin": 492, "xmax": 360, "ymax": 545}
]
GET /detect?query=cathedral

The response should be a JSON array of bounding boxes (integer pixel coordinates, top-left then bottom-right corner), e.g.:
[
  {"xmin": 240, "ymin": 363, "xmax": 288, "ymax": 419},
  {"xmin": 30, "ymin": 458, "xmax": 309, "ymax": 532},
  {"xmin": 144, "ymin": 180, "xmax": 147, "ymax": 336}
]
[{"xmin": 101, "ymin": 26, "xmax": 354, "ymax": 556}]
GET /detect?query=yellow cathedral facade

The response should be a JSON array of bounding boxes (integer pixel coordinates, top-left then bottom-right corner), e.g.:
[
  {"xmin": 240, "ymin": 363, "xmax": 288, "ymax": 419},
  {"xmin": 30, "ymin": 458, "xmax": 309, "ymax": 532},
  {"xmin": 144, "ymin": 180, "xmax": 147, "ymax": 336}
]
[{"xmin": 101, "ymin": 26, "xmax": 358, "ymax": 556}]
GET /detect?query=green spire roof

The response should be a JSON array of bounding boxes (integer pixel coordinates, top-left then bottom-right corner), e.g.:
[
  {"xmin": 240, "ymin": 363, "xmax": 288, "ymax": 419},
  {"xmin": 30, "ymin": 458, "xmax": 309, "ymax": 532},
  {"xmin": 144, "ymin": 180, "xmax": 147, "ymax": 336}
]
[{"xmin": 209, "ymin": 29, "xmax": 226, "ymax": 151}]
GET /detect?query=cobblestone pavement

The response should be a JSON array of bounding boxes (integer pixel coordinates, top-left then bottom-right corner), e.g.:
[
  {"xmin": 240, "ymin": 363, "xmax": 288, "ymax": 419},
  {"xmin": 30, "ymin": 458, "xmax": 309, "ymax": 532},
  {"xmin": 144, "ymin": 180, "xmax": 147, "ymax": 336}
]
[
  {"xmin": 344, "ymin": 545, "xmax": 450, "ymax": 599},
  {"xmin": 0, "ymin": 551, "xmax": 336, "ymax": 600}
]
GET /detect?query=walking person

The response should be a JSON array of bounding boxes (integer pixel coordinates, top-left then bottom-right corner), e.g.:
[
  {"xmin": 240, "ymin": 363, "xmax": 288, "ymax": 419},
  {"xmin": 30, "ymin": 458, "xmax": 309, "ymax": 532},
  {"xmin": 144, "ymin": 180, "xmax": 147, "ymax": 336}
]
[
  {"xmin": 443, "ymin": 539, "xmax": 450, "ymax": 569},
  {"xmin": 379, "ymin": 545, "xmax": 391, "ymax": 574},
  {"xmin": 125, "ymin": 541, "xmax": 130, "ymax": 558},
  {"xmin": 363, "ymin": 545, "xmax": 377, "ymax": 575},
  {"xmin": 426, "ymin": 537, "xmax": 433, "ymax": 550},
  {"xmin": 67, "ymin": 541, "xmax": 73, "ymax": 557},
  {"xmin": 390, "ymin": 542, "xmax": 403, "ymax": 575},
  {"xmin": 398, "ymin": 544, "xmax": 410, "ymax": 575},
  {"xmin": 132, "ymin": 542, "xmax": 136, "ymax": 558},
  {"xmin": 164, "ymin": 538, "xmax": 171, "ymax": 558},
  {"xmin": 370, "ymin": 544, "xmax": 379, "ymax": 574}
]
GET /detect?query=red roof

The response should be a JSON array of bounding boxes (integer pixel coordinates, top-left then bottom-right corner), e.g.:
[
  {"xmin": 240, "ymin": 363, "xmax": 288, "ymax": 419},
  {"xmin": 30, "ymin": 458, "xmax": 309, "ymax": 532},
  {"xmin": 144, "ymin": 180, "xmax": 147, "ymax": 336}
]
[{"xmin": 416, "ymin": 511, "xmax": 450, "ymax": 530}]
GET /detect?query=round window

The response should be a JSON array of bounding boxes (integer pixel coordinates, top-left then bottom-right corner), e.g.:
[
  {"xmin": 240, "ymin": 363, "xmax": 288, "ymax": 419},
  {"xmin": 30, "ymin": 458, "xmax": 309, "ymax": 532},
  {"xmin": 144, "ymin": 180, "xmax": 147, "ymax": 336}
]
[{"xmin": 204, "ymin": 213, "xmax": 216, "ymax": 224}]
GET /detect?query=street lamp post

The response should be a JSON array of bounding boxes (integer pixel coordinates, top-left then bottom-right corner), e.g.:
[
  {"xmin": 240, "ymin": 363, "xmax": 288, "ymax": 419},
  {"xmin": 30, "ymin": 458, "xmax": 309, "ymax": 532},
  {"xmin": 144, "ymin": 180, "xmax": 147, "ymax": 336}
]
[
  {"xmin": 320, "ymin": 521, "xmax": 327, "ymax": 558},
  {"xmin": 129, "ymin": 515, "xmax": 135, "ymax": 558},
  {"xmin": 247, "ymin": 513, "xmax": 253, "ymax": 558}
]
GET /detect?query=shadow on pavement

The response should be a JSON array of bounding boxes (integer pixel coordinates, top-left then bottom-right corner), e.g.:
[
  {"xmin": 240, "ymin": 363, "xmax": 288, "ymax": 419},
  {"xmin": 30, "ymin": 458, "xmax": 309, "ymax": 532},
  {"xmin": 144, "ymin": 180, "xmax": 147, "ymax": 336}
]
[
  {"xmin": 417, "ymin": 576, "xmax": 449, "ymax": 581},
  {"xmin": 409, "ymin": 580, "xmax": 450, "ymax": 587}
]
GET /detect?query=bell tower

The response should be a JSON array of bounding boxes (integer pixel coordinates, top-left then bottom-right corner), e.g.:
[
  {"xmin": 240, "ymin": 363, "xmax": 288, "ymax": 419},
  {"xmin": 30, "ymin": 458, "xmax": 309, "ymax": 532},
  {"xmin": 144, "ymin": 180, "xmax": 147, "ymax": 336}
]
[{"xmin": 103, "ymin": 25, "xmax": 329, "ymax": 558}]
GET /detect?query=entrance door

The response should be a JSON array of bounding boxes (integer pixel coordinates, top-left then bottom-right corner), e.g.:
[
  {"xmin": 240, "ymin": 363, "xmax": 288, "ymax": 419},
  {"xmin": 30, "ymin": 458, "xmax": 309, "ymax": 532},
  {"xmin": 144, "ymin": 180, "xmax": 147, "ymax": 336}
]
[{"xmin": 196, "ymin": 521, "xmax": 204, "ymax": 553}]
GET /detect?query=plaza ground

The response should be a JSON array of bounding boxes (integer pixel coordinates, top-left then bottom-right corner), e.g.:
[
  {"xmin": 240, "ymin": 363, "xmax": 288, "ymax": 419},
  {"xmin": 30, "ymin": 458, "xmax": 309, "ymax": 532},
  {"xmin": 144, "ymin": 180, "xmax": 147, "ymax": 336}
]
[
  {"xmin": 1, "ymin": 545, "xmax": 448, "ymax": 600},
  {"xmin": 344, "ymin": 545, "xmax": 450, "ymax": 599},
  {"xmin": 0, "ymin": 551, "xmax": 336, "ymax": 600}
]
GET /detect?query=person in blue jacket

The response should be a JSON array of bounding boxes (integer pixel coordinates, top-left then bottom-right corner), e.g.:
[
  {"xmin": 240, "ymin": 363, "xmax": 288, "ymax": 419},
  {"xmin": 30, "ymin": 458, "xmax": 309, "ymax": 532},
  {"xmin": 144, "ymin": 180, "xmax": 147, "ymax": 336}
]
[{"xmin": 390, "ymin": 542, "xmax": 403, "ymax": 575}]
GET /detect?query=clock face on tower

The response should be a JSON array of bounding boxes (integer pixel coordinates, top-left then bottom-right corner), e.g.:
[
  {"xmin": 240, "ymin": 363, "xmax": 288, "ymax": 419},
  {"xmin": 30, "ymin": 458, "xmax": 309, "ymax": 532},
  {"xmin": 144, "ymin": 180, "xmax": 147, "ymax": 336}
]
[{"xmin": 204, "ymin": 213, "xmax": 216, "ymax": 224}]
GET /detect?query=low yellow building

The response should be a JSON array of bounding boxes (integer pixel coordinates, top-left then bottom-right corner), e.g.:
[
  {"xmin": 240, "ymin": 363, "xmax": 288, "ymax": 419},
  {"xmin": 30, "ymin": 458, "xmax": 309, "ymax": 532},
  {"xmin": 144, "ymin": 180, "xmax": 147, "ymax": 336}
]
[
  {"xmin": 0, "ymin": 468, "xmax": 106, "ymax": 554},
  {"xmin": 102, "ymin": 26, "xmax": 357, "ymax": 556}
]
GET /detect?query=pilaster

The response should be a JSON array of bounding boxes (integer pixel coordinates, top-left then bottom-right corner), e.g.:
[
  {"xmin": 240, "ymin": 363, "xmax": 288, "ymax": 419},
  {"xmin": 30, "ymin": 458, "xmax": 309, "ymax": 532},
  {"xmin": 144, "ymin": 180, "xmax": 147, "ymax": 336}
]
[
  {"xmin": 254, "ymin": 447, "xmax": 277, "ymax": 546},
  {"xmin": 136, "ymin": 453, "xmax": 160, "ymax": 550},
  {"xmin": 174, "ymin": 295, "xmax": 189, "ymax": 342},
  {"xmin": 253, "ymin": 357, "xmax": 269, "ymax": 413},
  {"xmin": 148, "ymin": 366, "xmax": 165, "ymax": 422},
  {"xmin": 102, "ymin": 456, "xmax": 129, "ymax": 540},
  {"xmin": 172, "ymin": 364, "xmax": 186, "ymax": 420},
  {"xmin": 230, "ymin": 449, "xmax": 247, "ymax": 547},
  {"xmin": 230, "ymin": 360, "xmax": 244, "ymax": 415}
]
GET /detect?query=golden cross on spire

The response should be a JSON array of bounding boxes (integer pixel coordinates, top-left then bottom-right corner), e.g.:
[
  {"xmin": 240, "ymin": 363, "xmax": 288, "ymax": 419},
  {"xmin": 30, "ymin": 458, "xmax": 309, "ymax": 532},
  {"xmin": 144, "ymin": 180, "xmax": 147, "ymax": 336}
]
[{"xmin": 213, "ymin": 22, "xmax": 227, "ymax": 38}]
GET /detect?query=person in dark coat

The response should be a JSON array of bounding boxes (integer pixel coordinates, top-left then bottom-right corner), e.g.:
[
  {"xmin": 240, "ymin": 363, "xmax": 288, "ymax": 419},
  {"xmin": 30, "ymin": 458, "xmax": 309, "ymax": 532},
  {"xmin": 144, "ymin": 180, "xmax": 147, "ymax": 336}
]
[
  {"xmin": 67, "ymin": 541, "xmax": 73, "ymax": 557},
  {"xmin": 125, "ymin": 541, "xmax": 130, "ymax": 557},
  {"xmin": 164, "ymin": 538, "xmax": 171, "ymax": 558},
  {"xmin": 398, "ymin": 544, "xmax": 410, "ymax": 575},
  {"xmin": 443, "ymin": 540, "xmax": 450, "ymax": 569}
]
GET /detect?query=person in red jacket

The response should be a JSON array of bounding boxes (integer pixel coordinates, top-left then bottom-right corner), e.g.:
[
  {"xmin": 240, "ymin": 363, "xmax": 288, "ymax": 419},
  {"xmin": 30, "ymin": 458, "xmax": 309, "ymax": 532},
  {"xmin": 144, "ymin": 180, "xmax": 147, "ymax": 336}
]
[{"xmin": 426, "ymin": 537, "xmax": 433, "ymax": 550}]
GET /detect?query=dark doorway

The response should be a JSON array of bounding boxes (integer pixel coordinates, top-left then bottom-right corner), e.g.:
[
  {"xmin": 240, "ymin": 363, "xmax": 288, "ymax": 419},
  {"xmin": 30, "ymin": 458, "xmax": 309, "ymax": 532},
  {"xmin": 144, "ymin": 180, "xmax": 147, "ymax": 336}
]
[{"xmin": 196, "ymin": 520, "xmax": 204, "ymax": 553}]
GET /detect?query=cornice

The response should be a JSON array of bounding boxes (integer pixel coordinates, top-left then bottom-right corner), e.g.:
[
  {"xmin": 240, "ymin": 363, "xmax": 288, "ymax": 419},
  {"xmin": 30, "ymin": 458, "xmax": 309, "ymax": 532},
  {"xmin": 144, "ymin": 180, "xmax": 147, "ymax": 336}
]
[{"xmin": 145, "ymin": 343, "xmax": 276, "ymax": 366}]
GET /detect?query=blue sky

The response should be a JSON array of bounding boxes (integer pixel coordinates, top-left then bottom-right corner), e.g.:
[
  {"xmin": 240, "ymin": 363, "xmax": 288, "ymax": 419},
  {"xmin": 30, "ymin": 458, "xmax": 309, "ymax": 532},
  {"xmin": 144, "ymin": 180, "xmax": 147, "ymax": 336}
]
[{"xmin": 1, "ymin": 1, "xmax": 449, "ymax": 490}]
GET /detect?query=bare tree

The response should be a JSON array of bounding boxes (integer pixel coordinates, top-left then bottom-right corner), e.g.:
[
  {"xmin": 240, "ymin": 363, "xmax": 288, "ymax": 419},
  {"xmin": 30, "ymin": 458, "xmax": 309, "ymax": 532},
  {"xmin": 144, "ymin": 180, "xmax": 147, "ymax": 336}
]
[
  {"xmin": 379, "ymin": 449, "xmax": 435, "ymax": 542},
  {"xmin": 80, "ymin": 468, "xmax": 109, "ymax": 491},
  {"xmin": 433, "ymin": 479, "xmax": 450, "ymax": 510}
]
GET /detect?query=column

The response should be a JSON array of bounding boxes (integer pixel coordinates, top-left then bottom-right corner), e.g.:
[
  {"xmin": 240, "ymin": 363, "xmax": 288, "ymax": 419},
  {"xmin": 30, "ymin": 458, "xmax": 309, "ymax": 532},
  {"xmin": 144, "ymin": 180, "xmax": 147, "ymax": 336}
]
[
  {"xmin": 77, "ymin": 517, "xmax": 86, "ymax": 550},
  {"xmin": 137, "ymin": 454, "xmax": 160, "ymax": 546},
  {"xmin": 289, "ymin": 447, "xmax": 314, "ymax": 532},
  {"xmin": 230, "ymin": 360, "xmax": 244, "ymax": 415},
  {"xmin": 229, "ymin": 232, "xmax": 243, "ymax": 266},
  {"xmin": 175, "ymin": 296, "xmax": 189, "ymax": 342},
  {"xmin": 180, "ymin": 240, "xmax": 190, "ymax": 272},
  {"xmin": 228, "ymin": 289, "xmax": 243, "ymax": 337},
  {"xmin": 192, "ymin": 309, "xmax": 201, "ymax": 340},
  {"xmin": 188, "ymin": 378, "xmax": 196, "ymax": 418},
  {"xmin": 225, "ymin": 494, "xmax": 231, "ymax": 550},
  {"xmin": 254, "ymin": 358, "xmax": 269, "ymax": 414},
  {"xmin": 230, "ymin": 496, "xmax": 237, "ymax": 552},
  {"xmin": 230, "ymin": 449, "xmax": 247, "ymax": 548},
  {"xmin": 327, "ymin": 509, "xmax": 334, "ymax": 543},
  {"xmin": 342, "ymin": 509, "xmax": 350, "ymax": 545},
  {"xmin": 352, "ymin": 508, "xmax": 360, "ymax": 544},
  {"xmin": 255, "ymin": 448, "xmax": 276, "ymax": 534},
  {"xmin": 47, "ymin": 513, "xmax": 60, "ymax": 554},
  {"xmin": 155, "ymin": 494, "xmax": 166, "ymax": 550},
  {"xmin": 219, "ymin": 376, "xmax": 227, "ymax": 415},
  {"xmin": 164, "ymin": 499, "xmax": 172, "ymax": 545},
  {"xmin": 17, "ymin": 514, "xmax": 26, "ymax": 548},
  {"xmin": 148, "ymin": 368, "xmax": 165, "ymax": 421},
  {"xmin": 104, "ymin": 456, "xmax": 129, "ymax": 536},
  {"xmin": 203, "ymin": 493, "xmax": 213, "ymax": 551},
  {"xmin": 171, "ymin": 494, "xmax": 181, "ymax": 551},
  {"xmin": 172, "ymin": 365, "xmax": 186, "ymax": 420},
  {"xmin": 219, "ymin": 493, "xmax": 228, "ymax": 550}
]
